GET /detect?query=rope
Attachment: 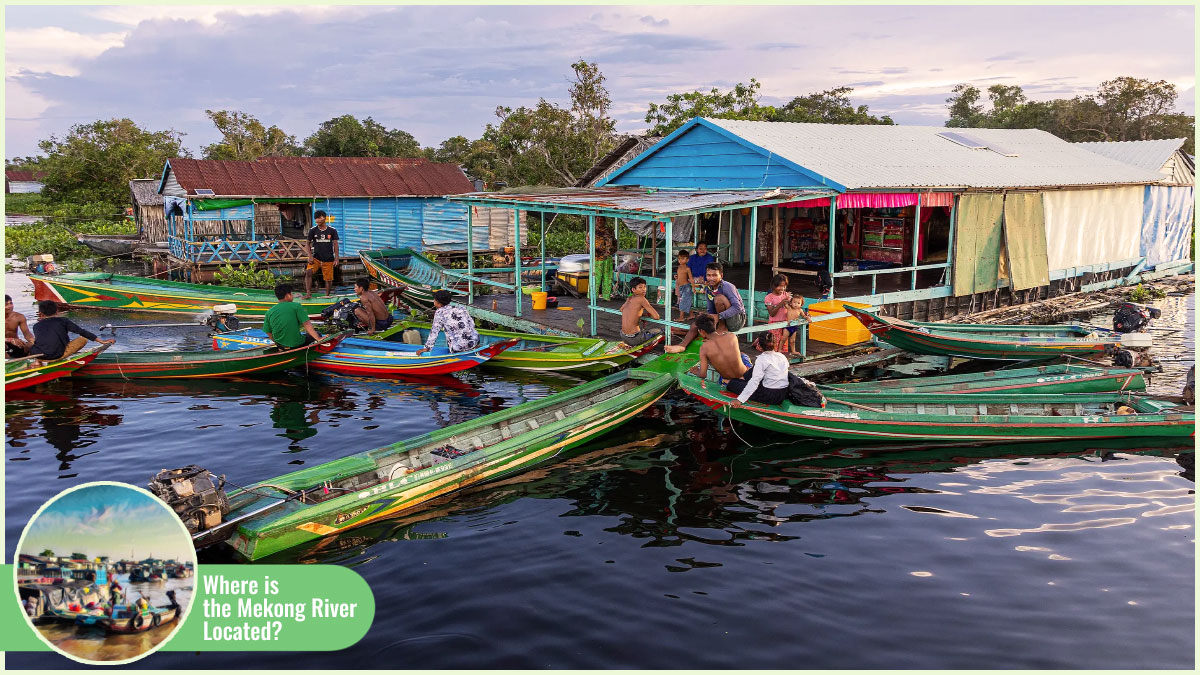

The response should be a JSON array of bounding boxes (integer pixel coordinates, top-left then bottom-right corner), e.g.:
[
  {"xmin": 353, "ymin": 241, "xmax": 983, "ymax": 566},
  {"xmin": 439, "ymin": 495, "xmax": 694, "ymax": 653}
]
[{"xmin": 719, "ymin": 401, "xmax": 764, "ymax": 448}]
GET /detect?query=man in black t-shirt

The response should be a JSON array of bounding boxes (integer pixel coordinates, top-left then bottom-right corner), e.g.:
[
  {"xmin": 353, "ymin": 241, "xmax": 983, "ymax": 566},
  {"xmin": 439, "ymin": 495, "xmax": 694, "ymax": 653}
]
[
  {"xmin": 30, "ymin": 300, "xmax": 113, "ymax": 361},
  {"xmin": 304, "ymin": 210, "xmax": 340, "ymax": 299}
]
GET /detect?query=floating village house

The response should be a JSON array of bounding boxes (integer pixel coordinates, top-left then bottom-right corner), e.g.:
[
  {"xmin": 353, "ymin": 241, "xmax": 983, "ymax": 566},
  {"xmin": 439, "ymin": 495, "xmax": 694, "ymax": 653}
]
[
  {"xmin": 157, "ymin": 156, "xmax": 524, "ymax": 280},
  {"xmin": 129, "ymin": 178, "xmax": 167, "ymax": 245},
  {"xmin": 451, "ymin": 117, "xmax": 1192, "ymax": 348},
  {"xmin": 5, "ymin": 169, "xmax": 44, "ymax": 194}
]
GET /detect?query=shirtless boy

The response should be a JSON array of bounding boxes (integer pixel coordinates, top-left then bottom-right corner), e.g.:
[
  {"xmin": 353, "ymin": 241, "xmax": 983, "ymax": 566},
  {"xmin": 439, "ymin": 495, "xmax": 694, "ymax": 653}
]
[
  {"xmin": 674, "ymin": 250, "xmax": 693, "ymax": 321},
  {"xmin": 687, "ymin": 313, "xmax": 750, "ymax": 381},
  {"xmin": 619, "ymin": 277, "xmax": 661, "ymax": 345},
  {"xmin": 5, "ymin": 295, "xmax": 33, "ymax": 358},
  {"xmin": 353, "ymin": 277, "xmax": 392, "ymax": 334}
]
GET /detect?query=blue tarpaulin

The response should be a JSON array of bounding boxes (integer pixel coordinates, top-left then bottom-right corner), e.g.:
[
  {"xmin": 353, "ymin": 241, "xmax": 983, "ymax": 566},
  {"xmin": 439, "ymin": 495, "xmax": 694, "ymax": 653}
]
[{"xmin": 1140, "ymin": 185, "xmax": 1194, "ymax": 268}]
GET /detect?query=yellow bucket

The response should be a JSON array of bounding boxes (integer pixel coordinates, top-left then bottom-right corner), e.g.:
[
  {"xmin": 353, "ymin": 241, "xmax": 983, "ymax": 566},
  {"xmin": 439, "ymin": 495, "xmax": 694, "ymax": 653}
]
[{"xmin": 531, "ymin": 291, "xmax": 548, "ymax": 310}]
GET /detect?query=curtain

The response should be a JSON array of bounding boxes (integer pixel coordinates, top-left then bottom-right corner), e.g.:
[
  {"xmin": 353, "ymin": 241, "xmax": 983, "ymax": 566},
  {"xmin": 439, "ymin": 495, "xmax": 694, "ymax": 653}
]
[
  {"xmin": 1002, "ymin": 193, "xmax": 1050, "ymax": 290},
  {"xmin": 1042, "ymin": 187, "xmax": 1142, "ymax": 270},
  {"xmin": 952, "ymin": 194, "xmax": 1004, "ymax": 295}
]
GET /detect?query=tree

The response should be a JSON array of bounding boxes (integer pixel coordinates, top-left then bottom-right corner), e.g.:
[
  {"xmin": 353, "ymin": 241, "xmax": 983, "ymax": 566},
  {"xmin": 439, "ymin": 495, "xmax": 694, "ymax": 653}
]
[
  {"xmin": 644, "ymin": 79, "xmax": 772, "ymax": 136},
  {"xmin": 430, "ymin": 135, "xmax": 498, "ymax": 185},
  {"xmin": 202, "ymin": 110, "xmax": 298, "ymax": 160},
  {"xmin": 37, "ymin": 118, "xmax": 187, "ymax": 205},
  {"xmin": 946, "ymin": 84, "xmax": 986, "ymax": 128},
  {"xmin": 39, "ymin": 549, "xmax": 54, "ymax": 558},
  {"xmin": 302, "ymin": 115, "xmax": 422, "ymax": 157},
  {"xmin": 772, "ymin": 87, "xmax": 894, "ymax": 125}
]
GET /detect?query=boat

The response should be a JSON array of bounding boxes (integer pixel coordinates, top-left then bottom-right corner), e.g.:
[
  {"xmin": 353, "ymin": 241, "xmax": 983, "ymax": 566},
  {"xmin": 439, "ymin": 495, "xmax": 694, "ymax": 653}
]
[
  {"xmin": 373, "ymin": 320, "xmax": 663, "ymax": 373},
  {"xmin": 18, "ymin": 583, "xmax": 108, "ymax": 625},
  {"xmin": 359, "ymin": 248, "xmax": 460, "ymax": 308},
  {"xmin": 74, "ymin": 332, "xmax": 346, "ymax": 379},
  {"xmin": 823, "ymin": 363, "xmax": 1149, "ymax": 395},
  {"xmin": 678, "ymin": 373, "xmax": 1194, "ymax": 442},
  {"xmin": 213, "ymin": 328, "xmax": 518, "ymax": 376},
  {"xmin": 29, "ymin": 272, "xmax": 355, "ymax": 318},
  {"xmin": 844, "ymin": 306, "xmax": 1130, "ymax": 361},
  {"xmin": 154, "ymin": 350, "xmax": 695, "ymax": 561},
  {"xmin": 5, "ymin": 343, "xmax": 110, "ymax": 392},
  {"xmin": 77, "ymin": 595, "xmax": 182, "ymax": 634},
  {"xmin": 75, "ymin": 233, "xmax": 142, "ymax": 257}
]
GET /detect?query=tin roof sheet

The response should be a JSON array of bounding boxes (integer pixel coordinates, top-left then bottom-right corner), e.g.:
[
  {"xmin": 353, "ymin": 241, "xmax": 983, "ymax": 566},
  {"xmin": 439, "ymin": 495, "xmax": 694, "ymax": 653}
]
[
  {"xmin": 450, "ymin": 186, "xmax": 836, "ymax": 217},
  {"xmin": 1073, "ymin": 138, "xmax": 1187, "ymax": 172},
  {"xmin": 703, "ymin": 118, "xmax": 1165, "ymax": 190},
  {"xmin": 165, "ymin": 156, "xmax": 474, "ymax": 197}
]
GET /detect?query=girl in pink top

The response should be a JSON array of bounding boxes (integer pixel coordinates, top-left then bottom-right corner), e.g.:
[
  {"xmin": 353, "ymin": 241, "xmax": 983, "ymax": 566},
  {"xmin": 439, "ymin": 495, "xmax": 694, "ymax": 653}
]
[{"xmin": 759, "ymin": 273, "xmax": 792, "ymax": 351}]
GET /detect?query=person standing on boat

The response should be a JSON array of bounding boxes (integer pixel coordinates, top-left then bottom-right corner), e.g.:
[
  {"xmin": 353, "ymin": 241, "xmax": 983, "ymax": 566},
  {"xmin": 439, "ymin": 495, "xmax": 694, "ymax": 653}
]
[
  {"xmin": 29, "ymin": 300, "xmax": 114, "ymax": 360},
  {"xmin": 264, "ymin": 284, "xmax": 322, "ymax": 348},
  {"xmin": 353, "ymin": 277, "xmax": 393, "ymax": 334},
  {"xmin": 664, "ymin": 262, "xmax": 747, "ymax": 352},
  {"xmin": 726, "ymin": 331, "xmax": 789, "ymax": 406},
  {"xmin": 5, "ymin": 294, "xmax": 34, "ymax": 358},
  {"xmin": 303, "ymin": 210, "xmax": 339, "ymax": 299},
  {"xmin": 416, "ymin": 290, "xmax": 479, "ymax": 355}
]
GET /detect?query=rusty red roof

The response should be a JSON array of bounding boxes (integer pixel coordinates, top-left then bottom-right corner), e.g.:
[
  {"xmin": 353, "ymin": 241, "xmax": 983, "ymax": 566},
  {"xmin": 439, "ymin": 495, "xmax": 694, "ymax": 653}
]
[
  {"xmin": 165, "ymin": 157, "xmax": 473, "ymax": 198},
  {"xmin": 5, "ymin": 170, "xmax": 44, "ymax": 182}
]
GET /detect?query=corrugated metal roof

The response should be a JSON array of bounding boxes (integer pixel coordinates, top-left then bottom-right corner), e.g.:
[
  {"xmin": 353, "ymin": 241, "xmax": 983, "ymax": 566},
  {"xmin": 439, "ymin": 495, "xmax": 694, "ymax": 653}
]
[
  {"xmin": 450, "ymin": 186, "xmax": 835, "ymax": 217},
  {"xmin": 701, "ymin": 118, "xmax": 1165, "ymax": 190},
  {"xmin": 1074, "ymin": 138, "xmax": 1186, "ymax": 172},
  {"xmin": 165, "ymin": 157, "xmax": 474, "ymax": 198},
  {"xmin": 5, "ymin": 170, "xmax": 43, "ymax": 182},
  {"xmin": 129, "ymin": 179, "xmax": 163, "ymax": 206}
]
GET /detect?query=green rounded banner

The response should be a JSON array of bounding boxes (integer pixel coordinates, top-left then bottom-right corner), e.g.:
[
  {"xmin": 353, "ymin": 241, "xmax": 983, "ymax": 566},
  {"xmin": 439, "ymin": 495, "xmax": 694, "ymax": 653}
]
[{"xmin": 3, "ymin": 565, "xmax": 374, "ymax": 652}]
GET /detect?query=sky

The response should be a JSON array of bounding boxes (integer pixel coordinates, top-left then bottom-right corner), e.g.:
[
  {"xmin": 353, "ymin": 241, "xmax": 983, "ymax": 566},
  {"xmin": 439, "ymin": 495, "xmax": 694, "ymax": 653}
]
[
  {"xmin": 4, "ymin": 4, "xmax": 1195, "ymax": 159},
  {"xmin": 18, "ymin": 484, "xmax": 195, "ymax": 561}
]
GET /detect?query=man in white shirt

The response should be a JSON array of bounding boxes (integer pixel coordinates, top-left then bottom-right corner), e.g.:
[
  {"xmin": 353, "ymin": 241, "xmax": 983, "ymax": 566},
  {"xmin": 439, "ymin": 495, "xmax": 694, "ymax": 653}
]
[{"xmin": 727, "ymin": 331, "xmax": 790, "ymax": 406}]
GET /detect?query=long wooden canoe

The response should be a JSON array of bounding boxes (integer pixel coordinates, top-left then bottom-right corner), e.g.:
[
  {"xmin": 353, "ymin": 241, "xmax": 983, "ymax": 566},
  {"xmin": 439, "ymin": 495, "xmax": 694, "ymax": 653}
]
[
  {"xmin": 844, "ymin": 305, "xmax": 1126, "ymax": 361},
  {"xmin": 214, "ymin": 328, "xmax": 517, "ymax": 376},
  {"xmin": 30, "ymin": 272, "xmax": 354, "ymax": 318},
  {"xmin": 75, "ymin": 233, "xmax": 142, "ymax": 257},
  {"xmin": 372, "ymin": 320, "xmax": 662, "ymax": 373},
  {"xmin": 5, "ymin": 343, "xmax": 110, "ymax": 391},
  {"xmin": 359, "ymin": 248, "xmax": 458, "ymax": 308},
  {"xmin": 179, "ymin": 350, "xmax": 695, "ymax": 560},
  {"xmin": 679, "ymin": 373, "xmax": 1194, "ymax": 442},
  {"xmin": 75, "ymin": 332, "xmax": 346, "ymax": 379},
  {"xmin": 824, "ymin": 364, "xmax": 1148, "ymax": 395}
]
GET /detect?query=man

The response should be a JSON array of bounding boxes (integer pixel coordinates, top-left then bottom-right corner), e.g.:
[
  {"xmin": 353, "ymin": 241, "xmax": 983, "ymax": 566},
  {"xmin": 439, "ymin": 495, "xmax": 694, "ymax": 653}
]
[
  {"xmin": 29, "ymin": 300, "xmax": 113, "ymax": 361},
  {"xmin": 303, "ymin": 210, "xmax": 339, "ymax": 299},
  {"xmin": 6, "ymin": 294, "xmax": 34, "ymax": 358},
  {"xmin": 353, "ymin": 277, "xmax": 392, "ymax": 334},
  {"xmin": 619, "ymin": 276, "xmax": 661, "ymax": 345},
  {"xmin": 416, "ymin": 290, "xmax": 480, "ymax": 355},
  {"xmin": 665, "ymin": 262, "xmax": 746, "ymax": 353},
  {"xmin": 687, "ymin": 241, "xmax": 715, "ymax": 281},
  {"xmin": 263, "ymin": 283, "xmax": 322, "ymax": 349},
  {"xmin": 687, "ymin": 313, "xmax": 750, "ymax": 382}
]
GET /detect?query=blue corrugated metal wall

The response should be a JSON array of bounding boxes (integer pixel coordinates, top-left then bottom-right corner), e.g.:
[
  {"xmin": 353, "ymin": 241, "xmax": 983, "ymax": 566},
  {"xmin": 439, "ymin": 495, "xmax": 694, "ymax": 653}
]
[
  {"xmin": 421, "ymin": 200, "xmax": 473, "ymax": 251},
  {"xmin": 315, "ymin": 197, "xmax": 472, "ymax": 254},
  {"xmin": 605, "ymin": 123, "xmax": 815, "ymax": 189}
]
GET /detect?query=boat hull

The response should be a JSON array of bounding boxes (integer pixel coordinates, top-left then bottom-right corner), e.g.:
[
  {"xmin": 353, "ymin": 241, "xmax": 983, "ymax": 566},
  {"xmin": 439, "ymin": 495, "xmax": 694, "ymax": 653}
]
[
  {"xmin": 5, "ymin": 344, "xmax": 109, "ymax": 391},
  {"xmin": 75, "ymin": 334, "xmax": 341, "ymax": 379},
  {"xmin": 30, "ymin": 272, "xmax": 353, "ymax": 318},
  {"xmin": 359, "ymin": 248, "xmax": 449, "ymax": 308},
  {"xmin": 845, "ymin": 306, "xmax": 1120, "ymax": 360},
  {"xmin": 827, "ymin": 364, "xmax": 1148, "ymax": 395},
  {"xmin": 76, "ymin": 234, "xmax": 141, "ymax": 257}
]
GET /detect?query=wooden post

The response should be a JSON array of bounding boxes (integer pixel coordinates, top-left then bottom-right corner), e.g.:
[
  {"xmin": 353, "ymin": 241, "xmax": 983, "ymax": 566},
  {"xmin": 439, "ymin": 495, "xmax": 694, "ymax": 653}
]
[
  {"xmin": 772, "ymin": 205, "xmax": 780, "ymax": 272},
  {"xmin": 513, "ymin": 207, "xmax": 522, "ymax": 316},
  {"xmin": 912, "ymin": 193, "xmax": 922, "ymax": 290},
  {"xmin": 748, "ymin": 206, "xmax": 758, "ymax": 327},
  {"xmin": 946, "ymin": 194, "xmax": 957, "ymax": 289},
  {"xmin": 827, "ymin": 195, "xmax": 837, "ymax": 296},
  {"xmin": 466, "ymin": 206, "xmax": 474, "ymax": 304},
  {"xmin": 588, "ymin": 214, "xmax": 597, "ymax": 336},
  {"xmin": 540, "ymin": 211, "xmax": 546, "ymax": 291},
  {"xmin": 665, "ymin": 218, "xmax": 674, "ymax": 346}
]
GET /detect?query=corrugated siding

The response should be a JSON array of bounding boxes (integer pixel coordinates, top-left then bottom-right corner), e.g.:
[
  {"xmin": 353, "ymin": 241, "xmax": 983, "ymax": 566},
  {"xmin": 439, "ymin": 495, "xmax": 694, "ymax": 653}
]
[
  {"xmin": 422, "ymin": 200, "xmax": 469, "ymax": 250},
  {"xmin": 607, "ymin": 123, "xmax": 816, "ymax": 189},
  {"xmin": 161, "ymin": 168, "xmax": 186, "ymax": 197},
  {"xmin": 316, "ymin": 197, "xmax": 425, "ymax": 254}
]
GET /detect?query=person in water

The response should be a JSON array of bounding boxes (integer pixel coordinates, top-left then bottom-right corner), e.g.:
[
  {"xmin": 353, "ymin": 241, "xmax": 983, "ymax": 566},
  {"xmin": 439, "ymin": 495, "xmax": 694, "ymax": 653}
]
[
  {"xmin": 29, "ymin": 300, "xmax": 113, "ymax": 361},
  {"xmin": 619, "ymin": 277, "xmax": 662, "ymax": 345},
  {"xmin": 6, "ymin": 294, "xmax": 33, "ymax": 358},
  {"xmin": 353, "ymin": 277, "xmax": 392, "ymax": 334}
]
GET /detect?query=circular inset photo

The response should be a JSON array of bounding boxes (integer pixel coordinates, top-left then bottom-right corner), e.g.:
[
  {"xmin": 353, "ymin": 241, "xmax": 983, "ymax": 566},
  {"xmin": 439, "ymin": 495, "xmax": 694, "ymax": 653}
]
[{"xmin": 14, "ymin": 482, "xmax": 196, "ymax": 664}]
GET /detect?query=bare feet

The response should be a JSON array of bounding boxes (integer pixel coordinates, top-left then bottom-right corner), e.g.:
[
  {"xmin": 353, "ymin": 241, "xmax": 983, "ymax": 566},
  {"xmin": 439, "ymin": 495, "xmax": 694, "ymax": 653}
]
[
  {"xmin": 302, "ymin": 293, "xmax": 312, "ymax": 300},
  {"xmin": 664, "ymin": 345, "xmax": 685, "ymax": 354}
]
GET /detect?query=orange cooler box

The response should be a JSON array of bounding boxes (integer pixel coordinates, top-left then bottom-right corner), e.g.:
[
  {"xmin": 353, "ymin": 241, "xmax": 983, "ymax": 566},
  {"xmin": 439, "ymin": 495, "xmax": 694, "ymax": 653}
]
[{"xmin": 807, "ymin": 300, "xmax": 872, "ymax": 345}]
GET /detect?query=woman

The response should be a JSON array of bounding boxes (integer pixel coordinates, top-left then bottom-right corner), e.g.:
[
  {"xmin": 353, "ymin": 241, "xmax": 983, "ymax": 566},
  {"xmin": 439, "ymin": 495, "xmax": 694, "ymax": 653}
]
[
  {"xmin": 415, "ymin": 289, "xmax": 480, "ymax": 355},
  {"xmin": 726, "ymin": 331, "xmax": 790, "ymax": 406}
]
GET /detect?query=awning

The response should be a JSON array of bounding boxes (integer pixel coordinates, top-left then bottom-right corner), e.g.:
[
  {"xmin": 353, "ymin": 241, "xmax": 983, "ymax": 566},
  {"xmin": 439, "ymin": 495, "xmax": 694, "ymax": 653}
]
[
  {"xmin": 779, "ymin": 191, "xmax": 956, "ymax": 209},
  {"xmin": 449, "ymin": 186, "xmax": 839, "ymax": 220}
]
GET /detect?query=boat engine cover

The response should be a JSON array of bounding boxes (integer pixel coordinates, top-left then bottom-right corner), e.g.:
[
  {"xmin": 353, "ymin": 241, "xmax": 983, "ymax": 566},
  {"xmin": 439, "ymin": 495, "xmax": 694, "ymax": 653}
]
[
  {"xmin": 1112, "ymin": 302, "xmax": 1157, "ymax": 333},
  {"xmin": 148, "ymin": 466, "xmax": 231, "ymax": 534}
]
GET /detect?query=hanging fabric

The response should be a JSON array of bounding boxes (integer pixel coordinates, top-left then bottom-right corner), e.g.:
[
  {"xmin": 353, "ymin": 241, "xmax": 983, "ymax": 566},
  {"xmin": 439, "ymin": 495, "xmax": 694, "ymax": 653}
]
[
  {"xmin": 1002, "ymin": 193, "xmax": 1050, "ymax": 290},
  {"xmin": 952, "ymin": 194, "xmax": 1004, "ymax": 295}
]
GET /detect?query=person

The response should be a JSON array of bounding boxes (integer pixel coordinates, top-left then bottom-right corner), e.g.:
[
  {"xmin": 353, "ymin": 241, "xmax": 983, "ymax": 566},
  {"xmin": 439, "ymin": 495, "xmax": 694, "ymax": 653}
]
[
  {"xmin": 687, "ymin": 313, "xmax": 750, "ymax": 382},
  {"xmin": 303, "ymin": 210, "xmax": 339, "ymax": 299},
  {"xmin": 619, "ymin": 277, "xmax": 661, "ymax": 345},
  {"xmin": 726, "ymin": 331, "xmax": 790, "ymax": 406},
  {"xmin": 263, "ymin": 283, "xmax": 322, "ymax": 349},
  {"xmin": 783, "ymin": 295, "xmax": 810, "ymax": 356},
  {"xmin": 29, "ymin": 300, "xmax": 113, "ymax": 361},
  {"xmin": 416, "ymin": 289, "xmax": 480, "ymax": 355},
  {"xmin": 687, "ymin": 241, "xmax": 715, "ymax": 281},
  {"xmin": 353, "ymin": 277, "xmax": 392, "ymax": 334},
  {"xmin": 674, "ymin": 250, "xmax": 693, "ymax": 321},
  {"xmin": 6, "ymin": 294, "xmax": 34, "ymax": 358},
  {"xmin": 664, "ymin": 262, "xmax": 746, "ymax": 352},
  {"xmin": 759, "ymin": 274, "xmax": 791, "ymax": 351}
]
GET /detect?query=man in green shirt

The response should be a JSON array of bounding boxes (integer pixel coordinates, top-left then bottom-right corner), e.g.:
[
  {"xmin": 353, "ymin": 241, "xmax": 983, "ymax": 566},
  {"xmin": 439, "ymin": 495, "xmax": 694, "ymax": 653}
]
[{"xmin": 263, "ymin": 283, "xmax": 321, "ymax": 349}]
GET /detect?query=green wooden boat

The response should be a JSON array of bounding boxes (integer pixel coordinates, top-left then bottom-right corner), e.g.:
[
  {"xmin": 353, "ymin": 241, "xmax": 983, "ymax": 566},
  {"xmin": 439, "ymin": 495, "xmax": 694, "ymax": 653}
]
[
  {"xmin": 30, "ymin": 272, "xmax": 354, "ymax": 318},
  {"xmin": 160, "ymin": 350, "xmax": 697, "ymax": 561},
  {"xmin": 6, "ymin": 343, "xmax": 110, "ymax": 391},
  {"xmin": 371, "ymin": 320, "xmax": 662, "ymax": 373},
  {"xmin": 824, "ymin": 364, "xmax": 1148, "ymax": 395},
  {"xmin": 74, "ymin": 332, "xmax": 346, "ymax": 379},
  {"xmin": 844, "ymin": 306, "xmax": 1127, "ymax": 361},
  {"xmin": 359, "ymin": 248, "xmax": 457, "ymax": 308},
  {"xmin": 679, "ymin": 372, "xmax": 1194, "ymax": 442}
]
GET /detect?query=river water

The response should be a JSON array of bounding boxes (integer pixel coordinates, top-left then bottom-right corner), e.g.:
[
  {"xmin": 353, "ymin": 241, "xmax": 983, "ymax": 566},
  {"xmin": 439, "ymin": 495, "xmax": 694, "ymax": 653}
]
[{"xmin": 4, "ymin": 270, "xmax": 1194, "ymax": 669}]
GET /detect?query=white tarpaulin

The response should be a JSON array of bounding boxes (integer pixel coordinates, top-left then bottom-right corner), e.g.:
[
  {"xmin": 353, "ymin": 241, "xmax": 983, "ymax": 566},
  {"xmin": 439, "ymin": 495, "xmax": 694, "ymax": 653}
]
[
  {"xmin": 620, "ymin": 215, "xmax": 695, "ymax": 242},
  {"xmin": 1140, "ymin": 185, "xmax": 1194, "ymax": 268},
  {"xmin": 1042, "ymin": 186, "xmax": 1143, "ymax": 271}
]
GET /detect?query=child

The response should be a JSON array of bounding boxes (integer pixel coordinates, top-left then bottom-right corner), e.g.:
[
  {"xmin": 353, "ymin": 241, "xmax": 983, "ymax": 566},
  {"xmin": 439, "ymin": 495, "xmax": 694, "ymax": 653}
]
[
  {"xmin": 619, "ymin": 277, "xmax": 661, "ymax": 346},
  {"xmin": 758, "ymin": 274, "xmax": 791, "ymax": 351},
  {"xmin": 784, "ymin": 295, "xmax": 809, "ymax": 356},
  {"xmin": 674, "ymin": 249, "xmax": 693, "ymax": 321}
]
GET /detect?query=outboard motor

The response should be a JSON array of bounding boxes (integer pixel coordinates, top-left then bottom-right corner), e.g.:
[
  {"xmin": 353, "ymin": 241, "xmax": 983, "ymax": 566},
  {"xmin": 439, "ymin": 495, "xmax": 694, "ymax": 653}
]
[
  {"xmin": 1184, "ymin": 365, "xmax": 1195, "ymax": 406},
  {"xmin": 148, "ymin": 466, "xmax": 230, "ymax": 534},
  {"xmin": 1112, "ymin": 302, "xmax": 1160, "ymax": 333},
  {"xmin": 204, "ymin": 304, "xmax": 240, "ymax": 332},
  {"xmin": 321, "ymin": 298, "xmax": 362, "ymax": 331}
]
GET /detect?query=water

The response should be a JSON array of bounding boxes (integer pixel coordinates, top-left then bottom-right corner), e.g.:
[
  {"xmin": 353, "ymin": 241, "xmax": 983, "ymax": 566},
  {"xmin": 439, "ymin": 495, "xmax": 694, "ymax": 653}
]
[{"xmin": 4, "ymin": 271, "xmax": 1194, "ymax": 669}]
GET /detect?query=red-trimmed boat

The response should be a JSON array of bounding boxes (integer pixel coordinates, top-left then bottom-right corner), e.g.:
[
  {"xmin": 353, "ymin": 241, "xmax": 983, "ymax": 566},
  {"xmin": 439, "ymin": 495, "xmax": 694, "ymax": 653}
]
[
  {"xmin": 74, "ymin": 332, "xmax": 346, "ymax": 379},
  {"xmin": 5, "ymin": 343, "xmax": 110, "ymax": 392}
]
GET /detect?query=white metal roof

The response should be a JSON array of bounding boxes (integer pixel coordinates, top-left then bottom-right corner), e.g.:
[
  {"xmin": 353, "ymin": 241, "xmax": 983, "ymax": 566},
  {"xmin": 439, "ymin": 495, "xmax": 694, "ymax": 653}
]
[
  {"xmin": 1073, "ymin": 138, "xmax": 1186, "ymax": 172},
  {"xmin": 705, "ymin": 118, "xmax": 1165, "ymax": 190}
]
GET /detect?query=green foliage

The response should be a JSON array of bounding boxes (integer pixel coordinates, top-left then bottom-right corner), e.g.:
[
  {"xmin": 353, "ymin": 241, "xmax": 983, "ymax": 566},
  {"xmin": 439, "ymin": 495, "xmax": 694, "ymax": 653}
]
[
  {"xmin": 203, "ymin": 110, "xmax": 299, "ymax": 160},
  {"xmin": 303, "ymin": 115, "xmax": 422, "ymax": 157},
  {"xmin": 772, "ymin": 87, "xmax": 894, "ymax": 125},
  {"xmin": 1127, "ymin": 283, "xmax": 1167, "ymax": 302},
  {"xmin": 4, "ymin": 218, "xmax": 136, "ymax": 268},
  {"xmin": 213, "ymin": 262, "xmax": 280, "ymax": 289},
  {"xmin": 946, "ymin": 77, "xmax": 1195, "ymax": 154},
  {"xmin": 37, "ymin": 118, "xmax": 187, "ymax": 204},
  {"xmin": 3, "ymin": 193, "xmax": 121, "ymax": 218}
]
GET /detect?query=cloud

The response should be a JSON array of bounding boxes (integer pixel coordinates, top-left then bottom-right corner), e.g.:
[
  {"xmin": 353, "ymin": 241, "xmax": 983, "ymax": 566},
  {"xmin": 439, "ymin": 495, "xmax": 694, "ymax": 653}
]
[
  {"xmin": 4, "ymin": 26, "xmax": 127, "ymax": 76},
  {"xmin": 639, "ymin": 15, "xmax": 669, "ymax": 28}
]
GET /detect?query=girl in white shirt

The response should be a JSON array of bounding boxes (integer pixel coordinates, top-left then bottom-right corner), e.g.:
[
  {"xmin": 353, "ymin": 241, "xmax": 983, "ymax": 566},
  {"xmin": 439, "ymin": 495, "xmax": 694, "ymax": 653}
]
[{"xmin": 727, "ymin": 331, "xmax": 790, "ymax": 406}]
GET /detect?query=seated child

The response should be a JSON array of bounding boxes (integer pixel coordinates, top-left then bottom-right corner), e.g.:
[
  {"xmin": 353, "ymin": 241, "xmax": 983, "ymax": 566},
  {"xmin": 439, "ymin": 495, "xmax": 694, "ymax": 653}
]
[{"xmin": 619, "ymin": 277, "xmax": 662, "ymax": 345}]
